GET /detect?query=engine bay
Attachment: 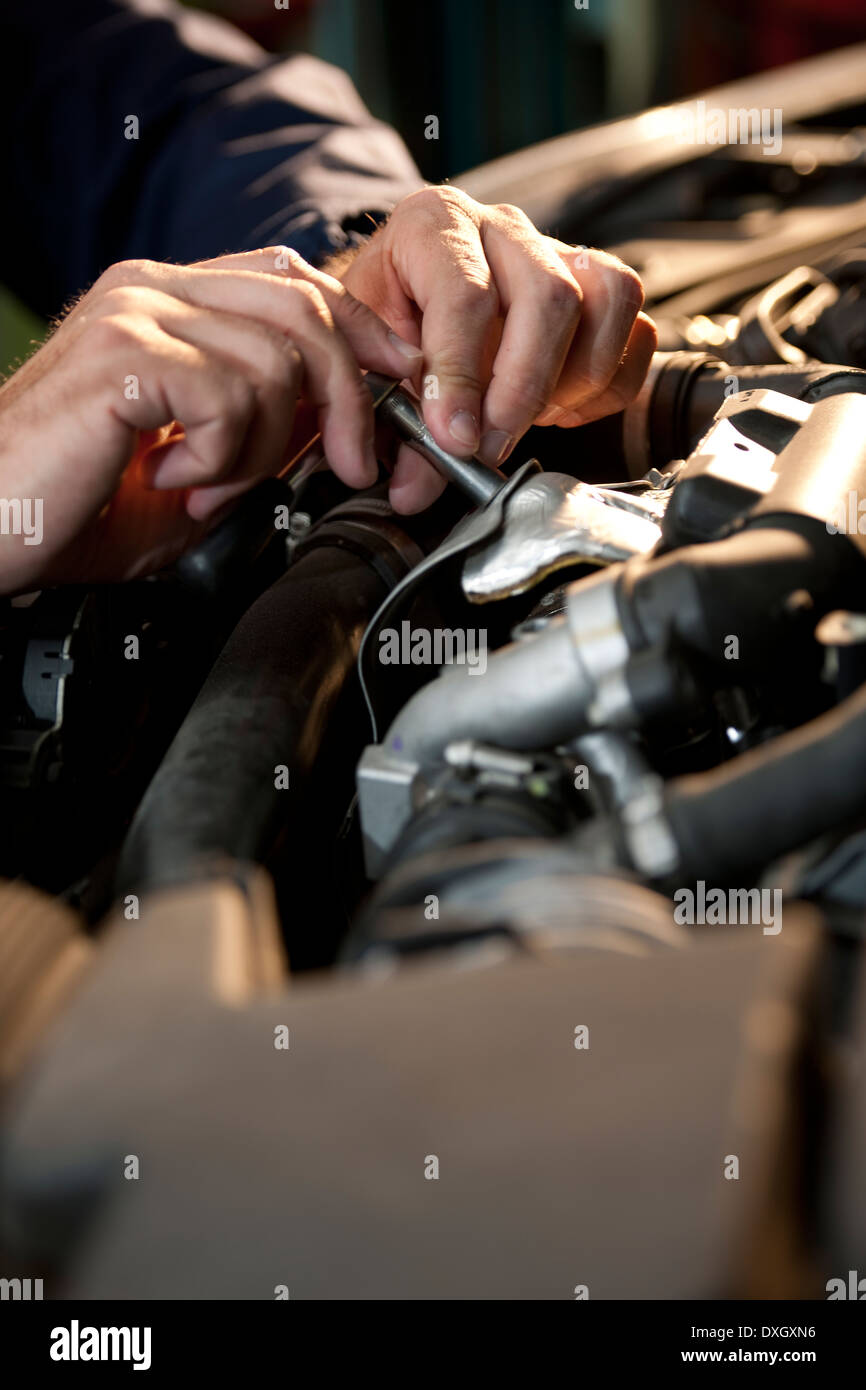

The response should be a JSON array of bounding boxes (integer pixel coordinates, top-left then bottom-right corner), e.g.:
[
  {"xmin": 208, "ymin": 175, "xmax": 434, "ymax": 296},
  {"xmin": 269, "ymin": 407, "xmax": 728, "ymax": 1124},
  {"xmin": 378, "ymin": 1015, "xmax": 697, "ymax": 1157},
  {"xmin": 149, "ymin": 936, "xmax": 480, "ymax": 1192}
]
[{"xmin": 3, "ymin": 46, "xmax": 866, "ymax": 1301}]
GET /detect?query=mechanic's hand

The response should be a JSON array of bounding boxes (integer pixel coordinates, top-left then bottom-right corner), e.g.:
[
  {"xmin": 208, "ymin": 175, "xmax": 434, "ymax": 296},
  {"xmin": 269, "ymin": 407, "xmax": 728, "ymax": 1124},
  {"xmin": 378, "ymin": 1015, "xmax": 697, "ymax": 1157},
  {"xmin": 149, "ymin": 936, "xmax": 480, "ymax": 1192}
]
[
  {"xmin": 337, "ymin": 186, "xmax": 657, "ymax": 512},
  {"xmin": 0, "ymin": 249, "xmax": 422, "ymax": 592}
]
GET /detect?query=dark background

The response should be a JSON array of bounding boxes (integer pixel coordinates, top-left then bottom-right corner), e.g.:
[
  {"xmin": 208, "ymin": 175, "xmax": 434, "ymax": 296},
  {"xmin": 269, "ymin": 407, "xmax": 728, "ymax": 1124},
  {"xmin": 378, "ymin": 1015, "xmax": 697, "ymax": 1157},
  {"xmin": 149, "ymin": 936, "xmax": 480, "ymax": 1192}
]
[
  {"xmin": 201, "ymin": 0, "xmax": 866, "ymax": 178},
  {"xmin": 2, "ymin": 0, "xmax": 865, "ymax": 369}
]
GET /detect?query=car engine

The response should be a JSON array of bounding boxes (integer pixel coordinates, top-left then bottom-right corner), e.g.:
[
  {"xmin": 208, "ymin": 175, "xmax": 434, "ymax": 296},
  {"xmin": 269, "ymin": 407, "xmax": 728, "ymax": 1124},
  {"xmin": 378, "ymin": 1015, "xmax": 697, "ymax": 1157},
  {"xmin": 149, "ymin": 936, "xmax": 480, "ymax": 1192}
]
[{"xmin": 2, "ymin": 46, "xmax": 866, "ymax": 1302}]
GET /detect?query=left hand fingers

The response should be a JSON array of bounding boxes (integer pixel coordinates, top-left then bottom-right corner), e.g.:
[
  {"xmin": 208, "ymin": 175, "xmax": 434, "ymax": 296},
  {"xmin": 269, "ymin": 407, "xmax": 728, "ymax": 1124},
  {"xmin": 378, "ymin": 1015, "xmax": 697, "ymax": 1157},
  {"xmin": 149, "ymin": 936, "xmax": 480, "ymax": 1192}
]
[
  {"xmin": 386, "ymin": 194, "xmax": 587, "ymax": 467},
  {"xmin": 473, "ymin": 204, "xmax": 585, "ymax": 465},
  {"xmin": 387, "ymin": 308, "xmax": 657, "ymax": 515},
  {"xmin": 191, "ymin": 246, "xmax": 424, "ymax": 382},
  {"xmin": 387, "ymin": 440, "xmax": 449, "ymax": 515},
  {"xmin": 383, "ymin": 194, "xmax": 648, "ymax": 472},
  {"xmin": 535, "ymin": 311, "xmax": 658, "ymax": 428},
  {"xmin": 531, "ymin": 243, "xmax": 648, "ymax": 424}
]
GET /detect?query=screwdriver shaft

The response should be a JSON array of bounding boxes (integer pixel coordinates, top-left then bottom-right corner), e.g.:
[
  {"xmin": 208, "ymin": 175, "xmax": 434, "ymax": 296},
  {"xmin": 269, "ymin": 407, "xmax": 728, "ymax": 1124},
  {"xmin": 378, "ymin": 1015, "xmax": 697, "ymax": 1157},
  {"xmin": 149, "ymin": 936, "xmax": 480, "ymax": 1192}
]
[{"xmin": 366, "ymin": 373, "xmax": 505, "ymax": 506}]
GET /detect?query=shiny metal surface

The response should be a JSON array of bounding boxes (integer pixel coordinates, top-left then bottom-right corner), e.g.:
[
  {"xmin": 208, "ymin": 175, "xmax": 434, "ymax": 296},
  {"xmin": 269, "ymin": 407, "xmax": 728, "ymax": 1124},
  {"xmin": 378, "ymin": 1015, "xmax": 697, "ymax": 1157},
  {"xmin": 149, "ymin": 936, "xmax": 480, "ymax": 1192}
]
[
  {"xmin": 462, "ymin": 473, "xmax": 661, "ymax": 602},
  {"xmin": 364, "ymin": 372, "xmax": 506, "ymax": 506}
]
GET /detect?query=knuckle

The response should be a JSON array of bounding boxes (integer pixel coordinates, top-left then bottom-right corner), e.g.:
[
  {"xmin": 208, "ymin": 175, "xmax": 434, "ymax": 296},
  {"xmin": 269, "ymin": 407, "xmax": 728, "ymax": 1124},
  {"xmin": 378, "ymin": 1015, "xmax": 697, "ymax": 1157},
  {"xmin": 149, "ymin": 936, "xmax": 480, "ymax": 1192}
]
[
  {"xmin": 540, "ymin": 270, "xmax": 582, "ymax": 317},
  {"xmin": 278, "ymin": 340, "xmax": 304, "ymax": 380},
  {"xmin": 577, "ymin": 364, "xmax": 615, "ymax": 398},
  {"xmin": 404, "ymin": 185, "xmax": 446, "ymax": 213},
  {"xmin": 584, "ymin": 354, "xmax": 627, "ymax": 397},
  {"xmin": 434, "ymin": 354, "xmax": 486, "ymax": 396},
  {"xmin": 258, "ymin": 332, "xmax": 304, "ymax": 389},
  {"xmin": 401, "ymin": 184, "xmax": 474, "ymax": 224},
  {"xmin": 92, "ymin": 284, "xmax": 155, "ymax": 319},
  {"xmin": 285, "ymin": 341, "xmax": 304, "ymax": 379},
  {"xmin": 96, "ymin": 258, "xmax": 155, "ymax": 290},
  {"xmin": 334, "ymin": 287, "xmax": 373, "ymax": 325},
  {"xmin": 221, "ymin": 369, "xmax": 256, "ymax": 418},
  {"xmin": 492, "ymin": 371, "xmax": 549, "ymax": 420},
  {"xmin": 606, "ymin": 351, "xmax": 653, "ymax": 410},
  {"xmin": 86, "ymin": 311, "xmax": 143, "ymax": 355},
  {"xmin": 284, "ymin": 278, "xmax": 330, "ymax": 322},
  {"xmin": 636, "ymin": 310, "xmax": 659, "ymax": 350},
  {"xmin": 455, "ymin": 275, "xmax": 498, "ymax": 317},
  {"xmin": 195, "ymin": 360, "xmax": 254, "ymax": 425},
  {"xmin": 493, "ymin": 201, "xmax": 532, "ymax": 229},
  {"xmin": 600, "ymin": 375, "xmax": 634, "ymax": 412},
  {"xmin": 270, "ymin": 244, "xmax": 313, "ymax": 277},
  {"xmin": 610, "ymin": 262, "xmax": 645, "ymax": 310}
]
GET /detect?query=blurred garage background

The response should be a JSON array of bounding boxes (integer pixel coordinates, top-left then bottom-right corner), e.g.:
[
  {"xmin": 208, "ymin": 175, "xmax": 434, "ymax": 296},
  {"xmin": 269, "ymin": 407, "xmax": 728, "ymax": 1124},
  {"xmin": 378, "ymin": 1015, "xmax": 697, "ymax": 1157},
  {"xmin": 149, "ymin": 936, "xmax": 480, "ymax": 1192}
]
[{"xmin": 2, "ymin": 0, "xmax": 864, "ymax": 372}]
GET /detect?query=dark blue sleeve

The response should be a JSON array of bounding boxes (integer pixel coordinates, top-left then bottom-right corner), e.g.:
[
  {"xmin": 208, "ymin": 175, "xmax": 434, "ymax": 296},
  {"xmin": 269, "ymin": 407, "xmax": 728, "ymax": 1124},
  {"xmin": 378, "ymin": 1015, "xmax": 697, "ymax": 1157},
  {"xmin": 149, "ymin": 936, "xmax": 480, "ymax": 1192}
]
[{"xmin": 1, "ymin": 0, "xmax": 423, "ymax": 318}]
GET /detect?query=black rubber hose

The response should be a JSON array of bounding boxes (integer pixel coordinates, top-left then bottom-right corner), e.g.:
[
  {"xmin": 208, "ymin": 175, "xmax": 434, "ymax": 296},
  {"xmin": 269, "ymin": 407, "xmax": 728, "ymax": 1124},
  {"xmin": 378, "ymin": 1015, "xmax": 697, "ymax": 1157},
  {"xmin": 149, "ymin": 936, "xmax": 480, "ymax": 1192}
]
[
  {"xmin": 619, "ymin": 526, "xmax": 860, "ymax": 668},
  {"xmin": 662, "ymin": 679, "xmax": 866, "ymax": 883},
  {"xmin": 622, "ymin": 353, "xmax": 866, "ymax": 477},
  {"xmin": 116, "ymin": 538, "xmax": 400, "ymax": 897}
]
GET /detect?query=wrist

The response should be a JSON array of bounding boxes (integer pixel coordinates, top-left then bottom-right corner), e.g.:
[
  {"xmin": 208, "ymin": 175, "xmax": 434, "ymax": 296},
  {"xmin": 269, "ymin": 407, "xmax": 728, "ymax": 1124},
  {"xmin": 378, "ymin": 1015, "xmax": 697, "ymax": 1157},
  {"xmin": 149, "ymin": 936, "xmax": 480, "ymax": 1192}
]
[
  {"xmin": 319, "ymin": 240, "xmax": 367, "ymax": 282},
  {"xmin": 319, "ymin": 208, "xmax": 390, "ymax": 280}
]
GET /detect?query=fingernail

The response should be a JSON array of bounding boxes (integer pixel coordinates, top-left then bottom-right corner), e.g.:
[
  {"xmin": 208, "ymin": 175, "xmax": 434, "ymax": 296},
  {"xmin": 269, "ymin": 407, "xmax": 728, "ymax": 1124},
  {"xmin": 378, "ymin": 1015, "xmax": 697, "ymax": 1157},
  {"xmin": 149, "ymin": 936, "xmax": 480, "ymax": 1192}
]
[
  {"xmin": 449, "ymin": 410, "xmax": 480, "ymax": 450},
  {"xmin": 388, "ymin": 331, "xmax": 423, "ymax": 361},
  {"xmin": 477, "ymin": 429, "xmax": 513, "ymax": 466}
]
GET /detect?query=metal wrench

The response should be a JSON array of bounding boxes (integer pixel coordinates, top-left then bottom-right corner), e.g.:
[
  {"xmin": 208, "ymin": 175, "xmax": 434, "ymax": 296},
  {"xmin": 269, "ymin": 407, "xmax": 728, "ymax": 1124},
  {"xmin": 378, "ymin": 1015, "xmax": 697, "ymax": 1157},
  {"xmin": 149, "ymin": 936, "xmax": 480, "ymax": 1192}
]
[
  {"xmin": 361, "ymin": 373, "xmax": 507, "ymax": 506},
  {"xmin": 284, "ymin": 371, "xmax": 663, "ymax": 603}
]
